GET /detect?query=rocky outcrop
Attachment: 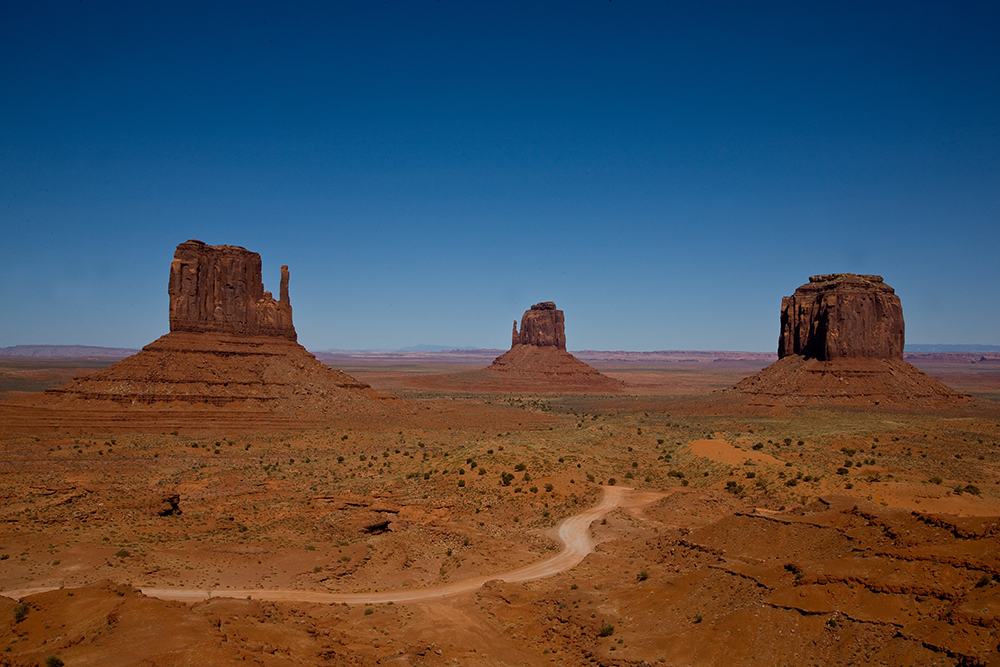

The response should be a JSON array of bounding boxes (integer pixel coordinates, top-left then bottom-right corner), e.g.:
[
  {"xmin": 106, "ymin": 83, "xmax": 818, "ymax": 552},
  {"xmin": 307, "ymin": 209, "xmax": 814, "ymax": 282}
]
[
  {"xmin": 729, "ymin": 274, "xmax": 967, "ymax": 408},
  {"xmin": 169, "ymin": 240, "xmax": 295, "ymax": 340},
  {"xmin": 778, "ymin": 274, "xmax": 903, "ymax": 360},
  {"xmin": 511, "ymin": 302, "xmax": 566, "ymax": 350}
]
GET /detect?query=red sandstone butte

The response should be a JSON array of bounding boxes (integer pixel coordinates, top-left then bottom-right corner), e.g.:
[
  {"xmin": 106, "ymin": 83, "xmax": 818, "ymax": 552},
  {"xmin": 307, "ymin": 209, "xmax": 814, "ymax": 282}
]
[
  {"xmin": 730, "ymin": 274, "xmax": 967, "ymax": 408},
  {"xmin": 511, "ymin": 302, "xmax": 566, "ymax": 349},
  {"xmin": 778, "ymin": 273, "xmax": 904, "ymax": 360},
  {"xmin": 483, "ymin": 302, "xmax": 623, "ymax": 391},
  {"xmin": 169, "ymin": 240, "xmax": 295, "ymax": 339},
  {"xmin": 41, "ymin": 240, "xmax": 382, "ymax": 413}
]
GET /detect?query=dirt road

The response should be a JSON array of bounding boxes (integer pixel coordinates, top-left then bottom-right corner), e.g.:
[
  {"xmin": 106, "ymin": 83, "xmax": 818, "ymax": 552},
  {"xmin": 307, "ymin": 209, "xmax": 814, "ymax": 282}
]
[{"xmin": 4, "ymin": 486, "xmax": 662, "ymax": 604}]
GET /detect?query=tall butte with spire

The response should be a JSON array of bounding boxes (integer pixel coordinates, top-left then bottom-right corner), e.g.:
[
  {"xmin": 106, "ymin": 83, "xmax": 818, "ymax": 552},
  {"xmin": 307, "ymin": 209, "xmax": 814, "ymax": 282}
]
[
  {"xmin": 482, "ymin": 302, "xmax": 622, "ymax": 391},
  {"xmin": 44, "ymin": 240, "xmax": 381, "ymax": 418},
  {"xmin": 729, "ymin": 273, "xmax": 967, "ymax": 407}
]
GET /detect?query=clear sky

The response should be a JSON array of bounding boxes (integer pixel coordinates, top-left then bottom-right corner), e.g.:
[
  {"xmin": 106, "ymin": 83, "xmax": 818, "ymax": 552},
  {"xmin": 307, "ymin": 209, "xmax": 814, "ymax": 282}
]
[{"xmin": 2, "ymin": 1, "xmax": 997, "ymax": 352}]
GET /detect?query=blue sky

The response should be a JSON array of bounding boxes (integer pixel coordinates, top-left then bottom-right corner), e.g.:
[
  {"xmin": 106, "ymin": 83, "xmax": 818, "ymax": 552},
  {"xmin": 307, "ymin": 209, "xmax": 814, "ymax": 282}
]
[{"xmin": 2, "ymin": 1, "xmax": 997, "ymax": 351}]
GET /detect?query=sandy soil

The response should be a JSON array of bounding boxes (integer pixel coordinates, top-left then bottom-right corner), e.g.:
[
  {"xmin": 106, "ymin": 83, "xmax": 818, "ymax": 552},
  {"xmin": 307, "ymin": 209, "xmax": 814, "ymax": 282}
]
[{"xmin": 1, "ymin": 357, "xmax": 999, "ymax": 666}]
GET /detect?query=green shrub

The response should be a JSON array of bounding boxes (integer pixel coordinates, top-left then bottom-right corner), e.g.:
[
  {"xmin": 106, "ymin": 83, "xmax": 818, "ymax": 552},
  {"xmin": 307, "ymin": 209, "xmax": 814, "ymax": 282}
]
[
  {"xmin": 13, "ymin": 602, "xmax": 29, "ymax": 623},
  {"xmin": 46, "ymin": 657, "xmax": 65, "ymax": 667},
  {"xmin": 598, "ymin": 622, "xmax": 615, "ymax": 637}
]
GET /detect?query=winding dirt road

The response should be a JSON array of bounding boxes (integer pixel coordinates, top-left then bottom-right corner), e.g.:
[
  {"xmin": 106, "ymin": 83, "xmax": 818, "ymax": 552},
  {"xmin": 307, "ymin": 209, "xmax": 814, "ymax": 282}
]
[{"xmin": 5, "ymin": 486, "xmax": 664, "ymax": 604}]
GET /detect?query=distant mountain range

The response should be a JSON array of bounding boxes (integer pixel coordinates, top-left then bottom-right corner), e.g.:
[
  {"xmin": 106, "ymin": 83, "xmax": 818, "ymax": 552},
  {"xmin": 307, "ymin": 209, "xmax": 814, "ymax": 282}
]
[
  {"xmin": 905, "ymin": 344, "xmax": 1000, "ymax": 353},
  {"xmin": 3, "ymin": 343, "xmax": 998, "ymax": 359},
  {"xmin": 0, "ymin": 345, "xmax": 140, "ymax": 358}
]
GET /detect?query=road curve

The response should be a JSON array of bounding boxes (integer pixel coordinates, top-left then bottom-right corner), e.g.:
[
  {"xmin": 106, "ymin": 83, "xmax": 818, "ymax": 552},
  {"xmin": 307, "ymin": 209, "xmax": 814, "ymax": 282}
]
[{"xmin": 3, "ymin": 486, "xmax": 636, "ymax": 604}]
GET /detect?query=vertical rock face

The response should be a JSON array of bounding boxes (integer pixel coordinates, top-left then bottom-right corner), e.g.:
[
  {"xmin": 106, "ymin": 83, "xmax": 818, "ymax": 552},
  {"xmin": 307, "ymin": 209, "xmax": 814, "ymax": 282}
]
[
  {"xmin": 511, "ymin": 302, "xmax": 566, "ymax": 350},
  {"xmin": 778, "ymin": 274, "xmax": 904, "ymax": 360},
  {"xmin": 168, "ymin": 240, "xmax": 295, "ymax": 340}
]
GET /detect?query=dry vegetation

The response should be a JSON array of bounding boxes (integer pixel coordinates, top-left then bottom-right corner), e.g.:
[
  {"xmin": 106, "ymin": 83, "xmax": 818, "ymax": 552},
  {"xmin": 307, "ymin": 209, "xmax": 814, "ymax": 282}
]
[{"xmin": 1, "ymin": 355, "xmax": 999, "ymax": 666}]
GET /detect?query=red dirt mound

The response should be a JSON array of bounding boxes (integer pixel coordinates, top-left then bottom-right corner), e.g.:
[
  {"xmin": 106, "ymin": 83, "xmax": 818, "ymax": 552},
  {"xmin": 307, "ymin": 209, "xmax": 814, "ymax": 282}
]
[{"xmin": 729, "ymin": 355, "xmax": 971, "ymax": 408}]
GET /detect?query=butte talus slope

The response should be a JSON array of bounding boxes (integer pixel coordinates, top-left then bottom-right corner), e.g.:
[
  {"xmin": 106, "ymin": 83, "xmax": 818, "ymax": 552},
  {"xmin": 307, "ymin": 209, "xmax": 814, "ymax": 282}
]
[
  {"xmin": 40, "ymin": 240, "xmax": 385, "ymax": 417},
  {"xmin": 729, "ymin": 274, "xmax": 969, "ymax": 408},
  {"xmin": 482, "ymin": 302, "xmax": 623, "ymax": 391}
]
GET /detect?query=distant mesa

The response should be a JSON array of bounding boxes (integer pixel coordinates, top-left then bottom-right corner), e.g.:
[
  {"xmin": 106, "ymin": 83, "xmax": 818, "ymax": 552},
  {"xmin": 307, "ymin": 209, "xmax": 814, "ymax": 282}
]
[
  {"xmin": 729, "ymin": 273, "xmax": 969, "ymax": 408},
  {"xmin": 0, "ymin": 345, "xmax": 138, "ymax": 359},
  {"xmin": 42, "ymin": 240, "xmax": 383, "ymax": 414},
  {"xmin": 483, "ymin": 302, "xmax": 623, "ymax": 391}
]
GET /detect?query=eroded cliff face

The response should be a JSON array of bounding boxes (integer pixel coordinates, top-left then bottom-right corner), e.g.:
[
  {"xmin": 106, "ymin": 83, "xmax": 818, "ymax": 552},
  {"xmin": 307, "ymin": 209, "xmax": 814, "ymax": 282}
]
[
  {"xmin": 778, "ymin": 274, "xmax": 904, "ymax": 361},
  {"xmin": 511, "ymin": 302, "xmax": 566, "ymax": 350},
  {"xmin": 168, "ymin": 240, "xmax": 295, "ymax": 340}
]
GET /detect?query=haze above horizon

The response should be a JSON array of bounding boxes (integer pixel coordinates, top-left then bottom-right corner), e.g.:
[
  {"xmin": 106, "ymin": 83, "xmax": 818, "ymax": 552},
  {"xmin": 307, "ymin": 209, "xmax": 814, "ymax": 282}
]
[{"xmin": 2, "ymin": 1, "xmax": 997, "ymax": 352}]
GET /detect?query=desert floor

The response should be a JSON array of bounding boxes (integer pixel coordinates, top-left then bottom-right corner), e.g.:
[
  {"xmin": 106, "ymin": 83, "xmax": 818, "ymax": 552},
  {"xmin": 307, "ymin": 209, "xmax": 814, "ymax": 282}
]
[{"xmin": 1, "ymin": 354, "xmax": 999, "ymax": 666}]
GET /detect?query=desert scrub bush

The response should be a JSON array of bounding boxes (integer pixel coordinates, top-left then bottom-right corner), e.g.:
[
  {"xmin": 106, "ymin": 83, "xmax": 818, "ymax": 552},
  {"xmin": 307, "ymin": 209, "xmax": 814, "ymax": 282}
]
[
  {"xmin": 836, "ymin": 468, "xmax": 849, "ymax": 475},
  {"xmin": 115, "ymin": 549, "xmax": 130, "ymax": 558},
  {"xmin": 637, "ymin": 569, "xmax": 648, "ymax": 581},
  {"xmin": 13, "ymin": 602, "xmax": 29, "ymax": 623},
  {"xmin": 46, "ymin": 657, "xmax": 64, "ymax": 667},
  {"xmin": 598, "ymin": 622, "xmax": 615, "ymax": 637},
  {"xmin": 514, "ymin": 462, "xmax": 527, "ymax": 471}
]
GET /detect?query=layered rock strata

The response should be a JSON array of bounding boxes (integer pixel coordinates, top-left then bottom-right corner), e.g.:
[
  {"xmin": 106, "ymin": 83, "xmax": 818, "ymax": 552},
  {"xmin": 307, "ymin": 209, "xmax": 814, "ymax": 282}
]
[
  {"xmin": 731, "ymin": 274, "xmax": 967, "ymax": 407},
  {"xmin": 44, "ymin": 240, "xmax": 381, "ymax": 411}
]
